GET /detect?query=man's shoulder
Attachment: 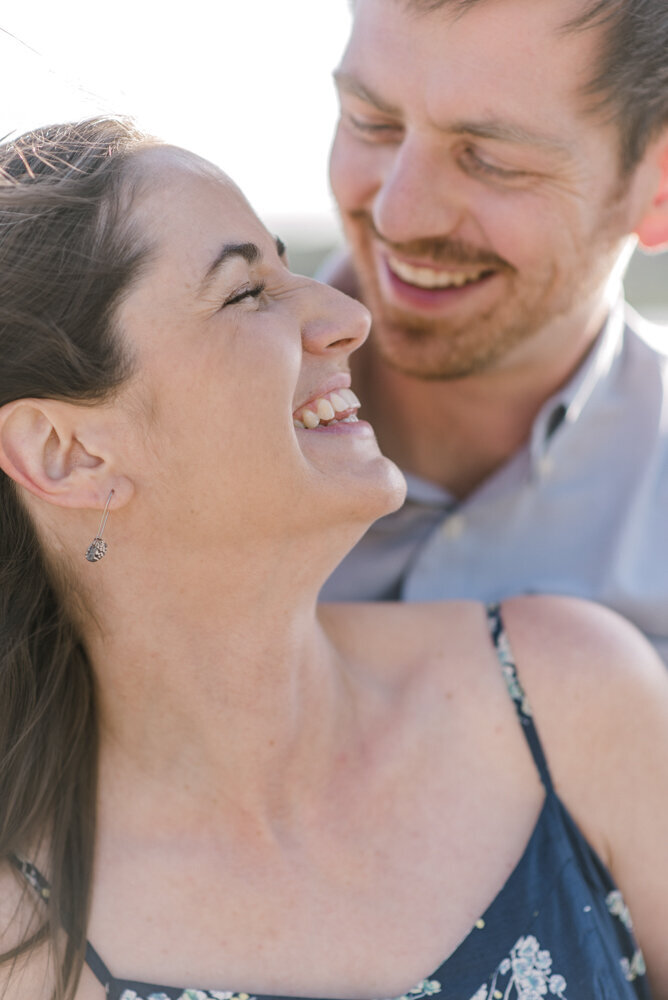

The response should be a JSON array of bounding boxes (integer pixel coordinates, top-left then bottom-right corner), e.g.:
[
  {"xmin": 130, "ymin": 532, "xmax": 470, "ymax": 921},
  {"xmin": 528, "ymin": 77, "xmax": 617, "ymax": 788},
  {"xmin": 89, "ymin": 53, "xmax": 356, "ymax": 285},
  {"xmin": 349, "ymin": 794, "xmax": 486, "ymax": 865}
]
[{"xmin": 613, "ymin": 304, "xmax": 668, "ymax": 454}]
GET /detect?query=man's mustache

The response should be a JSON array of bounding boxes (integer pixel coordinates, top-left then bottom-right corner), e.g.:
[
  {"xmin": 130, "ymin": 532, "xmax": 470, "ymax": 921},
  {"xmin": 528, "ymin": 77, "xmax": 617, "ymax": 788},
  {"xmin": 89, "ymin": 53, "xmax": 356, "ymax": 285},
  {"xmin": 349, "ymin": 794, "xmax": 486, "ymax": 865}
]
[{"xmin": 351, "ymin": 211, "xmax": 513, "ymax": 272}]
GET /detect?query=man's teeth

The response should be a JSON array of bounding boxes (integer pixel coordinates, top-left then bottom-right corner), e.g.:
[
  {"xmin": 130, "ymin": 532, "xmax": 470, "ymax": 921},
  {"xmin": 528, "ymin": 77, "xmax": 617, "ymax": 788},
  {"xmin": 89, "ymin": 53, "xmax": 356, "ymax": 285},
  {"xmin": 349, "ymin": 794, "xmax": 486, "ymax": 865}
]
[
  {"xmin": 294, "ymin": 387, "xmax": 361, "ymax": 430},
  {"xmin": 388, "ymin": 255, "xmax": 489, "ymax": 289}
]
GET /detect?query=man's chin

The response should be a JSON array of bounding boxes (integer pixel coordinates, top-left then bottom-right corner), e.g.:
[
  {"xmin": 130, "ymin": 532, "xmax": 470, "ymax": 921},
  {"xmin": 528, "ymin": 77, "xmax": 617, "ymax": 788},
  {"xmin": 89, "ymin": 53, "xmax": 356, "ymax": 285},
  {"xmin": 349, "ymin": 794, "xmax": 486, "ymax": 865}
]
[{"xmin": 365, "ymin": 313, "xmax": 494, "ymax": 380}]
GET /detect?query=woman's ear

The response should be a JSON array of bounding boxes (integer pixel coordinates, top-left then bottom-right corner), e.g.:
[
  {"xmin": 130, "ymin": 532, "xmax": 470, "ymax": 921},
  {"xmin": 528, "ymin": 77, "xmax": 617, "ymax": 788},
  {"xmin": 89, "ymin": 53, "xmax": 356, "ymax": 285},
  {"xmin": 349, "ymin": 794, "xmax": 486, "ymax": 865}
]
[
  {"xmin": 0, "ymin": 398, "xmax": 132, "ymax": 509},
  {"xmin": 634, "ymin": 133, "xmax": 668, "ymax": 252}
]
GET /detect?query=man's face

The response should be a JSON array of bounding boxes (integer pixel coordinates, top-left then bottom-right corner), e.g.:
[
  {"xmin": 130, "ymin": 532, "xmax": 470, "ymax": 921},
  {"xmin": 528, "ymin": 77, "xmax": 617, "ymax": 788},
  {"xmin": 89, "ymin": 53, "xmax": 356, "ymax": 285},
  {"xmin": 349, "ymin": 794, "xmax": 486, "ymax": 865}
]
[{"xmin": 330, "ymin": 0, "xmax": 644, "ymax": 379}]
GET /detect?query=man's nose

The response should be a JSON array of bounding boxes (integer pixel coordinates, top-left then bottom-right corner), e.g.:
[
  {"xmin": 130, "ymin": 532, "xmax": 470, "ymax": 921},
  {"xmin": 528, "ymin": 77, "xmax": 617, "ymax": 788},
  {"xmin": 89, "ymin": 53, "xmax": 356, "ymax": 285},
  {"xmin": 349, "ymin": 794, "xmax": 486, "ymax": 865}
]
[
  {"xmin": 372, "ymin": 138, "xmax": 465, "ymax": 246},
  {"xmin": 301, "ymin": 279, "xmax": 371, "ymax": 357}
]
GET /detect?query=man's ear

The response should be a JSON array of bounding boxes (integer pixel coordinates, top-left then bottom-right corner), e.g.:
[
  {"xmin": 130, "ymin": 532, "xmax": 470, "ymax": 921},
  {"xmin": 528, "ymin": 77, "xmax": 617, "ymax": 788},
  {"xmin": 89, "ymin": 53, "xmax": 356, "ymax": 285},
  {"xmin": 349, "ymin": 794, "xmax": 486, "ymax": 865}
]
[
  {"xmin": 634, "ymin": 133, "xmax": 668, "ymax": 251},
  {"xmin": 0, "ymin": 398, "xmax": 132, "ymax": 509}
]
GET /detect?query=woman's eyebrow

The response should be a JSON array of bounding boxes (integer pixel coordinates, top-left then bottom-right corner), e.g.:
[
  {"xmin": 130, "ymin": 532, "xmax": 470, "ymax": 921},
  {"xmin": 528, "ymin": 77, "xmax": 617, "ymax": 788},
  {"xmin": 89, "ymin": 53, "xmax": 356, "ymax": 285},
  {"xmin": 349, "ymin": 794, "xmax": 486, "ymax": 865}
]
[
  {"xmin": 199, "ymin": 236, "xmax": 286, "ymax": 296},
  {"xmin": 200, "ymin": 241, "xmax": 261, "ymax": 294}
]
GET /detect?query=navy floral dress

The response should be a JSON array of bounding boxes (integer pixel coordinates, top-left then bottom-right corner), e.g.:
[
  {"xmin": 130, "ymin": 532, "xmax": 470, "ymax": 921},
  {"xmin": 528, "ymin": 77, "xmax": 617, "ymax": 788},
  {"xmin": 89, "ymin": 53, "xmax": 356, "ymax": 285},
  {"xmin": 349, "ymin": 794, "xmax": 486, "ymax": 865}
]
[{"xmin": 14, "ymin": 604, "xmax": 651, "ymax": 1000}]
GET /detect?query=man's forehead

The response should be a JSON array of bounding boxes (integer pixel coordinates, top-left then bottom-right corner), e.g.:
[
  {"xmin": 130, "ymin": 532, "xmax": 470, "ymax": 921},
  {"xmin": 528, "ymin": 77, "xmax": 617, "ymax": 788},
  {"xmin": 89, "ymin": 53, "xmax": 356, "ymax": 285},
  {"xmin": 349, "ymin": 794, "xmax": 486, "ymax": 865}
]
[
  {"xmin": 350, "ymin": 0, "xmax": 591, "ymax": 31},
  {"xmin": 344, "ymin": 0, "xmax": 599, "ymax": 94}
]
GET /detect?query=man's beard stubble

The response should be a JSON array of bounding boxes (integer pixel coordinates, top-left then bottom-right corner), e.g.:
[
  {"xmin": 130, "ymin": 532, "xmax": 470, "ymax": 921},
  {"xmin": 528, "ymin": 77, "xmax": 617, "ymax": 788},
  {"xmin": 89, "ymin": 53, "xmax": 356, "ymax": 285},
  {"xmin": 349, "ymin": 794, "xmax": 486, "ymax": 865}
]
[{"xmin": 347, "ymin": 209, "xmax": 628, "ymax": 382}]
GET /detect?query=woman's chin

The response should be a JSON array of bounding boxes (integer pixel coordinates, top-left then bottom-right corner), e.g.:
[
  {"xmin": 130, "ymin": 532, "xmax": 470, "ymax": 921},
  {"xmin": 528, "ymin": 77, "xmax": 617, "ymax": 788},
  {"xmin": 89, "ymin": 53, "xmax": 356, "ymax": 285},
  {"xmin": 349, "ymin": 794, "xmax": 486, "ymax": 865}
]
[
  {"xmin": 379, "ymin": 458, "xmax": 408, "ymax": 513},
  {"xmin": 341, "ymin": 455, "xmax": 407, "ymax": 524}
]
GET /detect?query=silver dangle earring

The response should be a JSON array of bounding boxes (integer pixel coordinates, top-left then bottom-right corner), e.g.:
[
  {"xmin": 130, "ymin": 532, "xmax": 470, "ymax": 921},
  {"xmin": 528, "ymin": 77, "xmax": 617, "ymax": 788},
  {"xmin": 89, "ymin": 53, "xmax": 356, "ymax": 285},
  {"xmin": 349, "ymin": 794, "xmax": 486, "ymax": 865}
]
[{"xmin": 85, "ymin": 489, "xmax": 115, "ymax": 563}]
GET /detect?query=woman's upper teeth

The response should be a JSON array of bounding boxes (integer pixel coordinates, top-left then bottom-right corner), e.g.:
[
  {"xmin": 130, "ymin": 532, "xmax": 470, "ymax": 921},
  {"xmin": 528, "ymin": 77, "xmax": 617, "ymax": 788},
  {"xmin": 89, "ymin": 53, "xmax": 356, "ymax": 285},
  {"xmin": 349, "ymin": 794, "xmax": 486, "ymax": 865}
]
[
  {"xmin": 293, "ymin": 388, "xmax": 361, "ymax": 429},
  {"xmin": 388, "ymin": 255, "xmax": 488, "ymax": 289}
]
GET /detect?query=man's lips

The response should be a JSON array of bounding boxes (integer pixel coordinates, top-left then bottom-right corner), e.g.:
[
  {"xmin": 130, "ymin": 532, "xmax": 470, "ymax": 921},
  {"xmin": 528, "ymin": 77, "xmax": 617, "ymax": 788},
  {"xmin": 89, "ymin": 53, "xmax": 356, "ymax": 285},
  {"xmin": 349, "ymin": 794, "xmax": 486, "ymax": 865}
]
[
  {"xmin": 353, "ymin": 212, "xmax": 506, "ymax": 284},
  {"xmin": 381, "ymin": 255, "xmax": 498, "ymax": 310},
  {"xmin": 387, "ymin": 254, "xmax": 497, "ymax": 290}
]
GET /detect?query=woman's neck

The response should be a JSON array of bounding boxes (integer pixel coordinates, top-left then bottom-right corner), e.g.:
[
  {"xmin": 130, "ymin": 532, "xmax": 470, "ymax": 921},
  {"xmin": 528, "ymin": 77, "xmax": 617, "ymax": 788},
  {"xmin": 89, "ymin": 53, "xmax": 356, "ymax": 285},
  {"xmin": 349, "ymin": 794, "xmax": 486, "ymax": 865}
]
[{"xmin": 85, "ymin": 545, "xmax": 356, "ymax": 828}]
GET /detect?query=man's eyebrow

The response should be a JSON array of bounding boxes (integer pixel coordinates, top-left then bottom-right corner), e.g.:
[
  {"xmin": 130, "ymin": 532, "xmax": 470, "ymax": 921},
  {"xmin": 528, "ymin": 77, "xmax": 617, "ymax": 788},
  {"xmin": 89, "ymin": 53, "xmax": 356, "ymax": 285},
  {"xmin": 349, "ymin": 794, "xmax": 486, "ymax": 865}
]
[
  {"xmin": 333, "ymin": 71, "xmax": 402, "ymax": 116},
  {"xmin": 334, "ymin": 70, "xmax": 571, "ymax": 157},
  {"xmin": 448, "ymin": 118, "xmax": 571, "ymax": 155}
]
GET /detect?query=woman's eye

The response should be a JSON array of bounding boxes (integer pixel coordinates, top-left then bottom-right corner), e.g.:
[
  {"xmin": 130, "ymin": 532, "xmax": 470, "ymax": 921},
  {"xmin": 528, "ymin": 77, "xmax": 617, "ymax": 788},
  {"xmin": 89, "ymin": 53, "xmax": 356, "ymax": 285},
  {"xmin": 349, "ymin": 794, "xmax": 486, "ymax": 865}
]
[{"xmin": 223, "ymin": 282, "xmax": 266, "ymax": 307}]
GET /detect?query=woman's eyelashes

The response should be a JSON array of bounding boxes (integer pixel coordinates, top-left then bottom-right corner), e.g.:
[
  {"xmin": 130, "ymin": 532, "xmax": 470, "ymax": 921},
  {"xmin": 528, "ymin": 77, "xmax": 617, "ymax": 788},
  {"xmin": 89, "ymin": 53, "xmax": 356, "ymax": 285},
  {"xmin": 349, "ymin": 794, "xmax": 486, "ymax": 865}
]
[{"xmin": 223, "ymin": 281, "xmax": 266, "ymax": 307}]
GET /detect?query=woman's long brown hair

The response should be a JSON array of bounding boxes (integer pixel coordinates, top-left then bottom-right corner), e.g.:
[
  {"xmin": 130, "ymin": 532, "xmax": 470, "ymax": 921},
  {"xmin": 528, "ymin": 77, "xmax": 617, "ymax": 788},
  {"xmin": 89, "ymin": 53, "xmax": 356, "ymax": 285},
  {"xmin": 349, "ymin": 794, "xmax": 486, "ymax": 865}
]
[{"xmin": 0, "ymin": 117, "xmax": 154, "ymax": 998}]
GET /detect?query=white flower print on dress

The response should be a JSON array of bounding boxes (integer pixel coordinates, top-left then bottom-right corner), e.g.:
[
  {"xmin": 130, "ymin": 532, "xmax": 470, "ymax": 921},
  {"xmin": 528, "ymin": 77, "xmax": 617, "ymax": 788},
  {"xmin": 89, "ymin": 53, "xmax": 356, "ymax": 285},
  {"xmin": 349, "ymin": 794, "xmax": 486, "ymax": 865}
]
[
  {"xmin": 468, "ymin": 935, "xmax": 568, "ymax": 1000},
  {"xmin": 606, "ymin": 891, "xmax": 633, "ymax": 931},
  {"xmin": 378, "ymin": 978, "xmax": 442, "ymax": 1000},
  {"xmin": 606, "ymin": 889, "xmax": 647, "ymax": 985},
  {"xmin": 175, "ymin": 993, "xmax": 255, "ymax": 1000},
  {"xmin": 621, "ymin": 951, "xmax": 647, "ymax": 984},
  {"xmin": 131, "ymin": 992, "xmax": 256, "ymax": 1000}
]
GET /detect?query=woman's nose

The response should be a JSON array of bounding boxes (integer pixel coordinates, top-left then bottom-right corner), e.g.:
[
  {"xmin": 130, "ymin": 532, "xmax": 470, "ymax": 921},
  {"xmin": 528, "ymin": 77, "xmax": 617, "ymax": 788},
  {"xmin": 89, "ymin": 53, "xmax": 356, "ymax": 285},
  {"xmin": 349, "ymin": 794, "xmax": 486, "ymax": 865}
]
[{"xmin": 301, "ymin": 279, "xmax": 371, "ymax": 357}]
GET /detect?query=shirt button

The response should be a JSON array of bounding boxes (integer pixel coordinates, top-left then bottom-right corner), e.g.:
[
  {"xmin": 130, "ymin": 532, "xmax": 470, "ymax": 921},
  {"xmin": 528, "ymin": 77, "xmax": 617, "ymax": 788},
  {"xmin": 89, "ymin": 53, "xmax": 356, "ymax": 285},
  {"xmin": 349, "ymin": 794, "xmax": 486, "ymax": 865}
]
[
  {"xmin": 442, "ymin": 514, "xmax": 465, "ymax": 539},
  {"xmin": 538, "ymin": 455, "xmax": 555, "ymax": 477}
]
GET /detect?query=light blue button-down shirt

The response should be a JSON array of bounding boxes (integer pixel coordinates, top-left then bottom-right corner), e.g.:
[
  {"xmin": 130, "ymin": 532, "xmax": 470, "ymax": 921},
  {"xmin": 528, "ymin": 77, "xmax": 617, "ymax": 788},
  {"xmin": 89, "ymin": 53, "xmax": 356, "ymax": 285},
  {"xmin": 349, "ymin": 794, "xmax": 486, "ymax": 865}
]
[{"xmin": 322, "ymin": 298, "xmax": 668, "ymax": 665}]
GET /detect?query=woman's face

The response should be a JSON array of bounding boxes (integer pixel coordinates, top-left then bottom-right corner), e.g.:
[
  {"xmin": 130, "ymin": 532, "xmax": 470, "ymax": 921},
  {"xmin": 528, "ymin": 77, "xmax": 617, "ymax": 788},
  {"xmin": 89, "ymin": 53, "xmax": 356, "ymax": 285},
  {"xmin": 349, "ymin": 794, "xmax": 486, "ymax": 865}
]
[{"xmin": 114, "ymin": 147, "xmax": 405, "ymax": 553}]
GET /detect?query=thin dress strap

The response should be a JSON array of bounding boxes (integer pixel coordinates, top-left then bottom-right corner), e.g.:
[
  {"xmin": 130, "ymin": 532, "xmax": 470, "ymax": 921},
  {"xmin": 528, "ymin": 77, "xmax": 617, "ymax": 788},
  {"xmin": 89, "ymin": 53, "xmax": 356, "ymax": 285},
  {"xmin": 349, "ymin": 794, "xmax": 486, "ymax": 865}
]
[
  {"xmin": 10, "ymin": 854, "xmax": 114, "ymax": 992},
  {"xmin": 485, "ymin": 603, "xmax": 554, "ymax": 794}
]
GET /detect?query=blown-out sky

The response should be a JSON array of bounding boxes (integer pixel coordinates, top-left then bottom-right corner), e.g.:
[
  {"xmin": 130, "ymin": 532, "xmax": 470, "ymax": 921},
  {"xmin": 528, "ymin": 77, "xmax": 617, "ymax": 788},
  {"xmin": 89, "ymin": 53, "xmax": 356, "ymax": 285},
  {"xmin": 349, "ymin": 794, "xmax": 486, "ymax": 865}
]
[{"xmin": 1, "ymin": 1, "xmax": 352, "ymax": 226}]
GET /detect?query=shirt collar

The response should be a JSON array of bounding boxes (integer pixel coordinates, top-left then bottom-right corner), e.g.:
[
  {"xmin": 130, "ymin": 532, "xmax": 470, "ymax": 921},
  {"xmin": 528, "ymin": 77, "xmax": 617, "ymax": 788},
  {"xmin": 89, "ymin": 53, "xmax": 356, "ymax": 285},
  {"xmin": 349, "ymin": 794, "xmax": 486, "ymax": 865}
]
[
  {"xmin": 529, "ymin": 295, "xmax": 626, "ymax": 465},
  {"xmin": 403, "ymin": 470, "xmax": 453, "ymax": 506},
  {"xmin": 403, "ymin": 297, "xmax": 627, "ymax": 504}
]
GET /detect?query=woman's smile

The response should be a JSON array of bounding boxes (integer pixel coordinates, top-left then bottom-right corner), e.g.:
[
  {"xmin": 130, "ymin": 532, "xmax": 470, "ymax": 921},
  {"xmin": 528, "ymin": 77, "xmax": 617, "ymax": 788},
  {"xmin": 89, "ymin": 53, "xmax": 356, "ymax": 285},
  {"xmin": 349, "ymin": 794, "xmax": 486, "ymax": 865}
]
[{"xmin": 293, "ymin": 386, "xmax": 361, "ymax": 429}]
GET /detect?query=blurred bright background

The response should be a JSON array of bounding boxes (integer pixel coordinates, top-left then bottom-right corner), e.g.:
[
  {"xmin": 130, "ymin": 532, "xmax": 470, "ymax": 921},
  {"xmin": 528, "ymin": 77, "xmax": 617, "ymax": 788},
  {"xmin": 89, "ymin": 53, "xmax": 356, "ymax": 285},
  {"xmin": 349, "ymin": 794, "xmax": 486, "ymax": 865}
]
[{"xmin": 1, "ymin": 0, "xmax": 665, "ymax": 317}]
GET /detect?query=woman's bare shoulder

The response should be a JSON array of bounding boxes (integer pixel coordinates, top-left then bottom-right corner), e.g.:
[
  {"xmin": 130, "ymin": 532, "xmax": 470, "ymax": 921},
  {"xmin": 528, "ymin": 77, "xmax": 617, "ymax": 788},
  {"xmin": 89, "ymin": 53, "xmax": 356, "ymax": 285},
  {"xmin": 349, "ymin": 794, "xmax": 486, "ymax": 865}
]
[
  {"xmin": 501, "ymin": 596, "xmax": 668, "ymax": 994},
  {"xmin": 498, "ymin": 593, "xmax": 667, "ymax": 707},
  {"xmin": 321, "ymin": 593, "xmax": 668, "ymax": 777},
  {"xmin": 0, "ymin": 859, "xmax": 53, "ymax": 998},
  {"xmin": 320, "ymin": 592, "xmax": 666, "ymax": 698},
  {"xmin": 502, "ymin": 595, "xmax": 667, "ymax": 841},
  {"xmin": 485, "ymin": 594, "xmax": 668, "ymax": 791}
]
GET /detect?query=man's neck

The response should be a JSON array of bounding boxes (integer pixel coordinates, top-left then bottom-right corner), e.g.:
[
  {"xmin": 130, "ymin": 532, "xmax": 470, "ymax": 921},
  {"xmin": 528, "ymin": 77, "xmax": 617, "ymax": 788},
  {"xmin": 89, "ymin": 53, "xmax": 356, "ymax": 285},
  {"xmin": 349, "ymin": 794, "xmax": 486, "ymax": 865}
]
[{"xmin": 352, "ymin": 312, "xmax": 607, "ymax": 499}]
